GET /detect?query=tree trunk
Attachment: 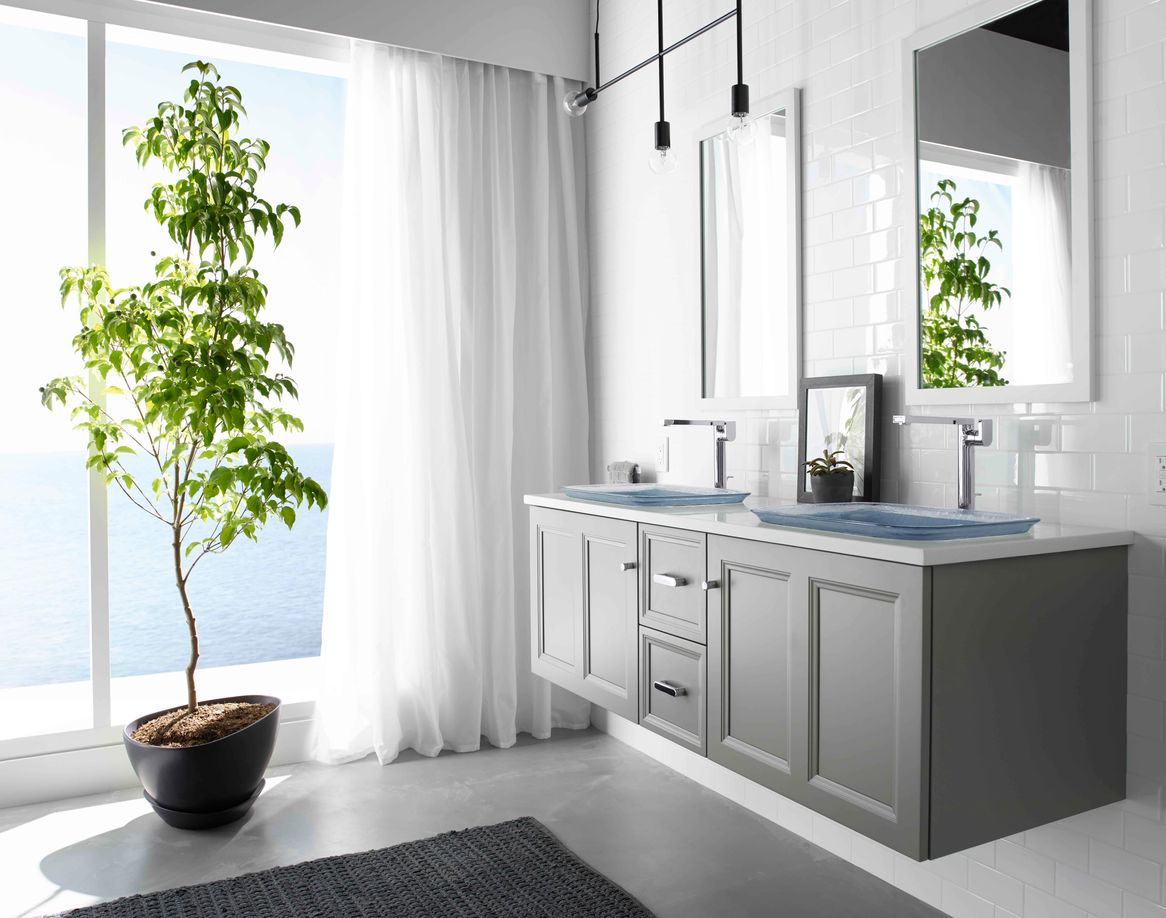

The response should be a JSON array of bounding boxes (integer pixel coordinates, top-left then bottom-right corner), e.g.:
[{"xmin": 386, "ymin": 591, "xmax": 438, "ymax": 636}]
[{"xmin": 173, "ymin": 526, "xmax": 199, "ymax": 713}]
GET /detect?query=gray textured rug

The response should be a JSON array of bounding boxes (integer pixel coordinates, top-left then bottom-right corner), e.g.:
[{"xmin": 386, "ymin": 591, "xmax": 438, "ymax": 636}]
[{"xmin": 57, "ymin": 816, "xmax": 653, "ymax": 917}]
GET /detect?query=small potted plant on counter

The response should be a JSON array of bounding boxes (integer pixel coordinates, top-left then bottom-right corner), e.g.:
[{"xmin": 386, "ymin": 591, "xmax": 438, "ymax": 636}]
[
  {"xmin": 804, "ymin": 450, "xmax": 855, "ymax": 503},
  {"xmin": 41, "ymin": 60, "xmax": 327, "ymax": 829}
]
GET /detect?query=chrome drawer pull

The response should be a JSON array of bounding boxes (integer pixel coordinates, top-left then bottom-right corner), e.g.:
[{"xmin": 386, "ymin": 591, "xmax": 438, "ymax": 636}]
[
  {"xmin": 701, "ymin": 579, "xmax": 719, "ymax": 591},
  {"xmin": 619, "ymin": 561, "xmax": 637, "ymax": 571},
  {"xmin": 653, "ymin": 573, "xmax": 688, "ymax": 588},
  {"xmin": 652, "ymin": 679, "xmax": 687, "ymax": 697}
]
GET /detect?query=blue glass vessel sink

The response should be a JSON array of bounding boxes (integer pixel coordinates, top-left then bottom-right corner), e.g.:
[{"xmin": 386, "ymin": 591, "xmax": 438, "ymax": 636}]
[
  {"xmin": 751, "ymin": 503, "xmax": 1039, "ymax": 541},
  {"xmin": 562, "ymin": 483, "xmax": 750, "ymax": 507}
]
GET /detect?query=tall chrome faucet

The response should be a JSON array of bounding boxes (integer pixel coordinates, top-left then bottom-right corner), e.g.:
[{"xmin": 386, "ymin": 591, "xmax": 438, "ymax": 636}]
[
  {"xmin": 663, "ymin": 419, "xmax": 736, "ymax": 489},
  {"xmin": 892, "ymin": 415, "xmax": 993, "ymax": 511}
]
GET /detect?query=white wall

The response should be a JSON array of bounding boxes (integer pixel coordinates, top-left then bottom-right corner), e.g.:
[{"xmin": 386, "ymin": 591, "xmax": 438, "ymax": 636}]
[
  {"xmin": 151, "ymin": 0, "xmax": 591, "ymax": 79},
  {"xmin": 587, "ymin": 1, "xmax": 1166, "ymax": 917}
]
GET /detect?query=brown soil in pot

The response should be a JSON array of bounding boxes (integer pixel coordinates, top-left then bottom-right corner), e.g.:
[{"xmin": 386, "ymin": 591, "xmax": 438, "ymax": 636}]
[{"xmin": 130, "ymin": 701, "xmax": 276, "ymax": 748}]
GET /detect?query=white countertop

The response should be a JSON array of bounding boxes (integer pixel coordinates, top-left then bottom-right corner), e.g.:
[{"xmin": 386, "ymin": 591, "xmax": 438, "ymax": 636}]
[{"xmin": 524, "ymin": 493, "xmax": 1133, "ymax": 567}]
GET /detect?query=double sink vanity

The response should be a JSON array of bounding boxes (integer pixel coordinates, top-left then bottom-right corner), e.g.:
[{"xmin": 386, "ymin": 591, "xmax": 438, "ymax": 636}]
[
  {"xmin": 526, "ymin": 489, "xmax": 1130, "ymax": 862},
  {"xmin": 526, "ymin": 0, "xmax": 1130, "ymax": 870}
]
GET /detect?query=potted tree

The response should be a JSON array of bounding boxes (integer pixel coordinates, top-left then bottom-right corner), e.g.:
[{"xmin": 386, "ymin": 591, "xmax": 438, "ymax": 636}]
[
  {"xmin": 804, "ymin": 450, "xmax": 855, "ymax": 503},
  {"xmin": 41, "ymin": 61, "xmax": 327, "ymax": 829}
]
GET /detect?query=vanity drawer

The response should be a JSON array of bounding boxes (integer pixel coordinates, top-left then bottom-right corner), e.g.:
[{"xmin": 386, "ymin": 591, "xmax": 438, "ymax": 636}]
[
  {"xmin": 640, "ymin": 525, "xmax": 707, "ymax": 643},
  {"xmin": 639, "ymin": 626, "xmax": 706, "ymax": 755}
]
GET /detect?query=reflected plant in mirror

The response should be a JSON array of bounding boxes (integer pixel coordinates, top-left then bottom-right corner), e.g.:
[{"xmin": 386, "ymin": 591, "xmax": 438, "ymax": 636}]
[{"xmin": 919, "ymin": 178, "xmax": 1011, "ymax": 388}]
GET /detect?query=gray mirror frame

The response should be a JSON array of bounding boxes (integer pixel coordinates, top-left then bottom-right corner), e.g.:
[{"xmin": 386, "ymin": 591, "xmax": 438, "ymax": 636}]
[
  {"xmin": 697, "ymin": 86, "xmax": 802, "ymax": 410},
  {"xmin": 902, "ymin": 0, "xmax": 1094, "ymax": 406},
  {"xmin": 797, "ymin": 374, "xmax": 883, "ymax": 503}
]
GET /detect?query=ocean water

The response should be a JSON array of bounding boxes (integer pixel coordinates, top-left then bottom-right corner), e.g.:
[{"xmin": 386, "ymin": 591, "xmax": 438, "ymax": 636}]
[{"xmin": 0, "ymin": 445, "xmax": 331, "ymax": 689}]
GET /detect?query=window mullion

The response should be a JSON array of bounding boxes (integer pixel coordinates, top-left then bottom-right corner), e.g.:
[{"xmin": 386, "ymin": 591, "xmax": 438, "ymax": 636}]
[{"xmin": 86, "ymin": 18, "xmax": 112, "ymax": 730}]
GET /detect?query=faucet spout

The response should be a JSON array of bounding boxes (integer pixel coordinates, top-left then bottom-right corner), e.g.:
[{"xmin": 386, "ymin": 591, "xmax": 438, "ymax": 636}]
[
  {"xmin": 892, "ymin": 414, "xmax": 993, "ymax": 510},
  {"xmin": 662, "ymin": 418, "xmax": 736, "ymax": 489}
]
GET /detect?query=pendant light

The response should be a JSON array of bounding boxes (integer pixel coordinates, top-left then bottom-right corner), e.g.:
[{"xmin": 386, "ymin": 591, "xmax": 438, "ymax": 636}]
[
  {"xmin": 648, "ymin": 0, "xmax": 678, "ymax": 175},
  {"xmin": 727, "ymin": 0, "xmax": 754, "ymax": 145},
  {"xmin": 559, "ymin": 2, "xmax": 750, "ymax": 171}
]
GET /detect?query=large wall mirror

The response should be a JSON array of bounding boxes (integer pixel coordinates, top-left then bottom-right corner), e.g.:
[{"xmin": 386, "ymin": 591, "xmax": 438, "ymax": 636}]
[
  {"xmin": 699, "ymin": 88, "xmax": 801, "ymax": 409},
  {"xmin": 905, "ymin": 0, "xmax": 1093, "ymax": 405}
]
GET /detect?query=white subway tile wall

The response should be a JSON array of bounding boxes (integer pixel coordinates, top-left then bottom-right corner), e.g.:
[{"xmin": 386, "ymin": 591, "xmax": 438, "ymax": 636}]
[{"xmin": 585, "ymin": 0, "xmax": 1166, "ymax": 915}]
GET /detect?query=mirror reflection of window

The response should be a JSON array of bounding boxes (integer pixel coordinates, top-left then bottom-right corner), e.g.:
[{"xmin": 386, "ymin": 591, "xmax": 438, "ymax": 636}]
[
  {"xmin": 915, "ymin": 0, "xmax": 1072, "ymax": 389},
  {"xmin": 805, "ymin": 387, "xmax": 867, "ymax": 497},
  {"xmin": 701, "ymin": 110, "xmax": 789, "ymax": 399}
]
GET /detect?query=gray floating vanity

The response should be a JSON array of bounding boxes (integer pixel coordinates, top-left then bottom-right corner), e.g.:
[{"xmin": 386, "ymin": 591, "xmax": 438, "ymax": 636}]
[{"xmin": 526, "ymin": 494, "xmax": 1132, "ymax": 861}]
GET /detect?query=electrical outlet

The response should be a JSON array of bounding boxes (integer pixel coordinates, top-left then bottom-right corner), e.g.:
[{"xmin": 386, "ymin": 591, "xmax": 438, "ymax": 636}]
[
  {"xmin": 1151, "ymin": 443, "xmax": 1166, "ymax": 507},
  {"xmin": 656, "ymin": 437, "xmax": 669, "ymax": 473}
]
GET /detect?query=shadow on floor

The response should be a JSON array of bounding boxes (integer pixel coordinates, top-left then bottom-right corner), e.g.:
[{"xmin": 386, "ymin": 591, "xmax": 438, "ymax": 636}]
[{"xmin": 39, "ymin": 810, "xmax": 254, "ymax": 900}]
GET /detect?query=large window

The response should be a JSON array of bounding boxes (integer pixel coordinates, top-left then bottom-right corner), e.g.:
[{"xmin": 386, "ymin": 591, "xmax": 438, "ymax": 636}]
[{"xmin": 0, "ymin": 3, "xmax": 346, "ymax": 745}]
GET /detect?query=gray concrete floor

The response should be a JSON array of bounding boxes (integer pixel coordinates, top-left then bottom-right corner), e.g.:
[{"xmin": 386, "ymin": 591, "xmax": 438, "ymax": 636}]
[{"xmin": 0, "ymin": 729, "xmax": 942, "ymax": 917}]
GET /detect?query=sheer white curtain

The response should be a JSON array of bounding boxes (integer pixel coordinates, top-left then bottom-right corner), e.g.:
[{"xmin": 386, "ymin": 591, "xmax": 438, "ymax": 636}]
[
  {"xmin": 1011, "ymin": 161, "xmax": 1072, "ymax": 385},
  {"xmin": 313, "ymin": 40, "xmax": 591, "ymax": 765}
]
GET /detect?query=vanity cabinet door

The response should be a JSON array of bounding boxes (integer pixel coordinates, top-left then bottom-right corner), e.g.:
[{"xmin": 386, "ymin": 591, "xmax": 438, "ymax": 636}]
[
  {"xmin": 793, "ymin": 549, "xmax": 929, "ymax": 859},
  {"xmin": 530, "ymin": 508, "xmax": 638, "ymax": 720},
  {"xmin": 707, "ymin": 534, "xmax": 929, "ymax": 858},
  {"xmin": 707, "ymin": 536, "xmax": 802, "ymax": 798}
]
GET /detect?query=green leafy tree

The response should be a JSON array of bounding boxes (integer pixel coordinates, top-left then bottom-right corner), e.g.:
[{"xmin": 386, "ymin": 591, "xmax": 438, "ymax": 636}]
[
  {"xmin": 919, "ymin": 177, "xmax": 1011, "ymax": 388},
  {"xmin": 41, "ymin": 61, "xmax": 327, "ymax": 714}
]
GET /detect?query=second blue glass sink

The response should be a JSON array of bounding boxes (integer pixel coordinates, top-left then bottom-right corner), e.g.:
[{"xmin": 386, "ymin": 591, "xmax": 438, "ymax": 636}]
[
  {"xmin": 563, "ymin": 484, "xmax": 750, "ymax": 507},
  {"xmin": 751, "ymin": 503, "xmax": 1038, "ymax": 540}
]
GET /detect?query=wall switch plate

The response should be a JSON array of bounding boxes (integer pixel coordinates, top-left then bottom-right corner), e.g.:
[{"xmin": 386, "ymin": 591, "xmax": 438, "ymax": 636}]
[
  {"xmin": 1151, "ymin": 443, "xmax": 1166, "ymax": 507},
  {"xmin": 656, "ymin": 437, "xmax": 669, "ymax": 473}
]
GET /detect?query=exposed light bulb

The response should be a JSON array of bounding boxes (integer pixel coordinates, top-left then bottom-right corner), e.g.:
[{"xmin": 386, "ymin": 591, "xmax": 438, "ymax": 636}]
[
  {"xmin": 728, "ymin": 113, "xmax": 756, "ymax": 146},
  {"xmin": 648, "ymin": 145, "xmax": 679, "ymax": 175},
  {"xmin": 562, "ymin": 89, "xmax": 593, "ymax": 118}
]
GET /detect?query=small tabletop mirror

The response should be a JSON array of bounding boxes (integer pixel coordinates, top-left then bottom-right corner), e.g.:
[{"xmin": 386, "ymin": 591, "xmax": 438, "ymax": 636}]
[
  {"xmin": 797, "ymin": 375, "xmax": 883, "ymax": 503},
  {"xmin": 905, "ymin": 0, "xmax": 1092, "ymax": 404},
  {"xmin": 700, "ymin": 88, "xmax": 801, "ymax": 408}
]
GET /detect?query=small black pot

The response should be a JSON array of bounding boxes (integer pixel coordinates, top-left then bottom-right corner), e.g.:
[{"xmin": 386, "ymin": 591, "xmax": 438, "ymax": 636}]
[
  {"xmin": 810, "ymin": 471, "xmax": 855, "ymax": 503},
  {"xmin": 123, "ymin": 693, "xmax": 280, "ymax": 830}
]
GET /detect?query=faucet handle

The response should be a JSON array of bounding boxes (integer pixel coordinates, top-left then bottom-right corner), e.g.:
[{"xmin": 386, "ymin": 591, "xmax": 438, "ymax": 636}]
[
  {"xmin": 663, "ymin": 418, "xmax": 736, "ymax": 440},
  {"xmin": 969, "ymin": 419, "xmax": 993, "ymax": 447}
]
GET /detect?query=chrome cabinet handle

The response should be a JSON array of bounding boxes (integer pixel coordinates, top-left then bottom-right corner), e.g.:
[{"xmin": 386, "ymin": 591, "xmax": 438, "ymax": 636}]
[
  {"xmin": 701, "ymin": 579, "xmax": 720, "ymax": 591},
  {"xmin": 653, "ymin": 679, "xmax": 687, "ymax": 697},
  {"xmin": 653, "ymin": 573, "xmax": 688, "ymax": 588},
  {"xmin": 619, "ymin": 561, "xmax": 637, "ymax": 571}
]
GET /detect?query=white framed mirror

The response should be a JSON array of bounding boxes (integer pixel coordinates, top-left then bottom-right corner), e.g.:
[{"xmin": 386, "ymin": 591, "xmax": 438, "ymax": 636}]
[
  {"xmin": 903, "ymin": 0, "xmax": 1093, "ymax": 405},
  {"xmin": 699, "ymin": 87, "xmax": 801, "ymax": 409}
]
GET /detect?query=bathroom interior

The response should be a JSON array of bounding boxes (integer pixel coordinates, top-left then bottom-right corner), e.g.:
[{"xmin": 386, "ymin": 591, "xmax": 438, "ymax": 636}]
[{"xmin": 0, "ymin": 0, "xmax": 1163, "ymax": 915}]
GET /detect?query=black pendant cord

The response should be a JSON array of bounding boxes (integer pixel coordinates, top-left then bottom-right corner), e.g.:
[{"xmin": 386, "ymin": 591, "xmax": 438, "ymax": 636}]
[
  {"xmin": 657, "ymin": 0, "xmax": 665, "ymax": 124},
  {"xmin": 736, "ymin": 0, "xmax": 743, "ymax": 85},
  {"xmin": 590, "ymin": 9, "xmax": 735, "ymax": 97},
  {"xmin": 730, "ymin": 0, "xmax": 748, "ymax": 117},
  {"xmin": 594, "ymin": 0, "xmax": 601, "ymax": 88}
]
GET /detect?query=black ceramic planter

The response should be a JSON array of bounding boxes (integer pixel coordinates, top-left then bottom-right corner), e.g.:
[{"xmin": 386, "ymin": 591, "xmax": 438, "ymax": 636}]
[
  {"xmin": 123, "ymin": 693, "xmax": 280, "ymax": 830},
  {"xmin": 810, "ymin": 471, "xmax": 855, "ymax": 503}
]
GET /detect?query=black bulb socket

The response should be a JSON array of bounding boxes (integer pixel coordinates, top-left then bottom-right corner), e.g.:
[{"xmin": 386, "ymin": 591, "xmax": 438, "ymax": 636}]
[
  {"xmin": 654, "ymin": 120, "xmax": 671, "ymax": 151},
  {"xmin": 652, "ymin": 120, "xmax": 671, "ymax": 150},
  {"xmin": 731, "ymin": 83, "xmax": 750, "ymax": 118}
]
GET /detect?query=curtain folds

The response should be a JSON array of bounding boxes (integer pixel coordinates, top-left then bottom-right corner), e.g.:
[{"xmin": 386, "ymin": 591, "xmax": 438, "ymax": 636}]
[
  {"xmin": 1011, "ymin": 161, "xmax": 1072, "ymax": 385},
  {"xmin": 313, "ymin": 41, "xmax": 591, "ymax": 766}
]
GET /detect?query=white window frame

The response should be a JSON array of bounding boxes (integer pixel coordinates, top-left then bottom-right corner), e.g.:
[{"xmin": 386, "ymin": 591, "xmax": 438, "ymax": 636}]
[
  {"xmin": 0, "ymin": 0, "xmax": 347, "ymax": 767},
  {"xmin": 902, "ymin": 0, "xmax": 1094, "ymax": 406}
]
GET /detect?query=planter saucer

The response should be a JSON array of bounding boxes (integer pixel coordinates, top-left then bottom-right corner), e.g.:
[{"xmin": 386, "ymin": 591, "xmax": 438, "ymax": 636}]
[{"xmin": 143, "ymin": 779, "xmax": 265, "ymax": 830}]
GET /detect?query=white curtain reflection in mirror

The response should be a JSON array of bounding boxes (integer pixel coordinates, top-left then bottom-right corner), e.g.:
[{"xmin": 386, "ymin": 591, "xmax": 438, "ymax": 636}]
[{"xmin": 702, "ymin": 111, "xmax": 789, "ymax": 399}]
